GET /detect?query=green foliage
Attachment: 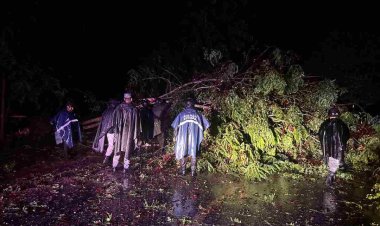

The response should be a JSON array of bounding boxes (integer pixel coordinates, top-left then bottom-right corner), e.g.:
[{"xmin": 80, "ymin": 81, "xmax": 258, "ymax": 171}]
[
  {"xmin": 127, "ymin": 25, "xmax": 380, "ymax": 182},
  {"xmin": 187, "ymin": 53, "xmax": 351, "ymax": 180},
  {"xmin": 197, "ymin": 156, "xmax": 216, "ymax": 173},
  {"xmin": 254, "ymin": 70, "xmax": 286, "ymax": 95},
  {"xmin": 199, "ymin": 78, "xmax": 323, "ymax": 180},
  {"xmin": 306, "ymin": 80, "xmax": 339, "ymax": 111},
  {"xmin": 367, "ymin": 183, "xmax": 380, "ymax": 200},
  {"xmin": 340, "ymin": 111, "xmax": 360, "ymax": 129},
  {"xmin": 346, "ymin": 136, "xmax": 380, "ymax": 171},
  {"xmin": 374, "ymin": 124, "xmax": 380, "ymax": 135},
  {"xmin": 305, "ymin": 116, "xmax": 324, "ymax": 134},
  {"xmin": 285, "ymin": 65, "xmax": 304, "ymax": 94},
  {"xmin": 122, "ymin": 3, "xmax": 380, "ymax": 183},
  {"xmin": 193, "ymin": 53, "xmax": 378, "ymax": 180}
]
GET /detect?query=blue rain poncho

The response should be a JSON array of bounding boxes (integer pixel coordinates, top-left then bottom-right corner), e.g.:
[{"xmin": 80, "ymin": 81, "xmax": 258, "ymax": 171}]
[
  {"xmin": 51, "ymin": 109, "xmax": 82, "ymax": 149},
  {"xmin": 171, "ymin": 107, "xmax": 210, "ymax": 160}
]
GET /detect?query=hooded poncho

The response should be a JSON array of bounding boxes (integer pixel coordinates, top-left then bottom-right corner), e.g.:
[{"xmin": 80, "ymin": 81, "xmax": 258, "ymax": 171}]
[
  {"xmin": 152, "ymin": 101, "xmax": 171, "ymax": 137},
  {"xmin": 51, "ymin": 109, "xmax": 82, "ymax": 149},
  {"xmin": 171, "ymin": 107, "xmax": 210, "ymax": 160},
  {"xmin": 92, "ymin": 101, "xmax": 119, "ymax": 152},
  {"xmin": 113, "ymin": 102, "xmax": 141, "ymax": 157},
  {"xmin": 318, "ymin": 118, "xmax": 350, "ymax": 164}
]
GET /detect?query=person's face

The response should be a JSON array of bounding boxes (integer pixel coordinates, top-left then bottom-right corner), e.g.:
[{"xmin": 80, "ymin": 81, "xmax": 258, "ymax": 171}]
[
  {"xmin": 124, "ymin": 97, "xmax": 132, "ymax": 104},
  {"xmin": 66, "ymin": 105, "xmax": 74, "ymax": 112}
]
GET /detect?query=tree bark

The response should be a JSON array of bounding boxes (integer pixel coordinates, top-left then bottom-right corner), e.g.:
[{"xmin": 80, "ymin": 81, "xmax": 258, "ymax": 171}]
[{"xmin": 0, "ymin": 76, "xmax": 5, "ymax": 144}]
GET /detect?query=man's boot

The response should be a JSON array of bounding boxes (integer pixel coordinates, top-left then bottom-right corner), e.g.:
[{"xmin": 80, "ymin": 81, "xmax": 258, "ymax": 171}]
[
  {"xmin": 325, "ymin": 172, "xmax": 335, "ymax": 186},
  {"xmin": 191, "ymin": 157, "xmax": 197, "ymax": 177},
  {"xmin": 332, "ymin": 173, "xmax": 336, "ymax": 183},
  {"xmin": 191, "ymin": 169, "xmax": 197, "ymax": 177},
  {"xmin": 103, "ymin": 156, "xmax": 111, "ymax": 165},
  {"xmin": 179, "ymin": 158, "xmax": 186, "ymax": 175},
  {"xmin": 63, "ymin": 143, "xmax": 69, "ymax": 159}
]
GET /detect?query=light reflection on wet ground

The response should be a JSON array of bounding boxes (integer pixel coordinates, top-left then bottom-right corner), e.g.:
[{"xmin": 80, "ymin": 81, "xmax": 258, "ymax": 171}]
[
  {"xmin": 171, "ymin": 180, "xmax": 198, "ymax": 218},
  {"xmin": 198, "ymin": 174, "xmax": 380, "ymax": 225},
  {"xmin": 136, "ymin": 172, "xmax": 380, "ymax": 225},
  {"xmin": 2, "ymin": 150, "xmax": 379, "ymax": 225}
]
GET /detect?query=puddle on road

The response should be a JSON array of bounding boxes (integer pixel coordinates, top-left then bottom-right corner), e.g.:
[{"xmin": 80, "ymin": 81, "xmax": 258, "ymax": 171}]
[
  {"xmin": 171, "ymin": 181, "xmax": 199, "ymax": 218},
  {"xmin": 130, "ymin": 171, "xmax": 380, "ymax": 225},
  {"xmin": 197, "ymin": 173, "xmax": 380, "ymax": 225}
]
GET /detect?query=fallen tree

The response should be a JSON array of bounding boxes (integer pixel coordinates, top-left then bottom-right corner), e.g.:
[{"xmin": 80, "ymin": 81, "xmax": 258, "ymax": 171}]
[{"xmin": 131, "ymin": 48, "xmax": 380, "ymax": 181}]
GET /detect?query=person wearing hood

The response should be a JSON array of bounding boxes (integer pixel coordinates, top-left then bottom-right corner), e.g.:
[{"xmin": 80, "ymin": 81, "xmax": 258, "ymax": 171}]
[
  {"xmin": 171, "ymin": 98, "xmax": 210, "ymax": 176},
  {"xmin": 318, "ymin": 106, "xmax": 350, "ymax": 186},
  {"xmin": 50, "ymin": 101, "xmax": 82, "ymax": 159},
  {"xmin": 112, "ymin": 92, "xmax": 141, "ymax": 173},
  {"xmin": 92, "ymin": 99, "xmax": 119, "ymax": 164}
]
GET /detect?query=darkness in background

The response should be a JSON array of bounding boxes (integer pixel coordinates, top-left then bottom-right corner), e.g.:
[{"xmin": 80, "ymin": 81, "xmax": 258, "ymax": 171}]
[{"xmin": 1, "ymin": 1, "xmax": 379, "ymax": 103}]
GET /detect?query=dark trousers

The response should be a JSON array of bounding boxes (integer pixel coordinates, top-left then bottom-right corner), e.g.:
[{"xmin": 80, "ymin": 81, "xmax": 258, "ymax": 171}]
[
  {"xmin": 156, "ymin": 133, "xmax": 166, "ymax": 151},
  {"xmin": 63, "ymin": 142, "xmax": 69, "ymax": 159}
]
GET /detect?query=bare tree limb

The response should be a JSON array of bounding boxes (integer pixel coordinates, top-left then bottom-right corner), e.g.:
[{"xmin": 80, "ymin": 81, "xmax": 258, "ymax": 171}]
[{"xmin": 159, "ymin": 78, "xmax": 219, "ymax": 99}]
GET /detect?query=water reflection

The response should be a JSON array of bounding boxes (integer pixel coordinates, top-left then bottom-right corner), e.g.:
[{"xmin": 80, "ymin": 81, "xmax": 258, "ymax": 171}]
[
  {"xmin": 322, "ymin": 188, "xmax": 337, "ymax": 214},
  {"xmin": 122, "ymin": 177, "xmax": 130, "ymax": 190},
  {"xmin": 172, "ymin": 181, "xmax": 198, "ymax": 218}
]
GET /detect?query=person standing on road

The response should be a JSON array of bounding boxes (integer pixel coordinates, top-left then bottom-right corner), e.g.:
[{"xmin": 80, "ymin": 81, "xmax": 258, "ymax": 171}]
[
  {"xmin": 51, "ymin": 101, "xmax": 82, "ymax": 159},
  {"xmin": 92, "ymin": 99, "xmax": 119, "ymax": 164},
  {"xmin": 318, "ymin": 106, "xmax": 350, "ymax": 186},
  {"xmin": 112, "ymin": 92, "xmax": 141, "ymax": 173},
  {"xmin": 172, "ymin": 98, "xmax": 210, "ymax": 176}
]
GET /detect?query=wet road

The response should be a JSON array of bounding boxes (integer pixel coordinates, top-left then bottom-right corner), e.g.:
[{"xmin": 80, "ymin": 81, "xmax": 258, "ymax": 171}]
[{"xmin": 1, "ymin": 148, "xmax": 379, "ymax": 225}]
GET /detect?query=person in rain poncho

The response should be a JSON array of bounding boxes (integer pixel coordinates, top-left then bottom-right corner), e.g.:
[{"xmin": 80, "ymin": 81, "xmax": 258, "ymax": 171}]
[
  {"xmin": 318, "ymin": 106, "xmax": 350, "ymax": 186},
  {"xmin": 50, "ymin": 101, "xmax": 82, "ymax": 159},
  {"xmin": 112, "ymin": 92, "xmax": 141, "ymax": 173},
  {"xmin": 171, "ymin": 98, "xmax": 210, "ymax": 176},
  {"xmin": 152, "ymin": 98, "xmax": 171, "ymax": 152},
  {"xmin": 92, "ymin": 99, "xmax": 119, "ymax": 164},
  {"xmin": 139, "ymin": 99, "xmax": 154, "ymax": 146}
]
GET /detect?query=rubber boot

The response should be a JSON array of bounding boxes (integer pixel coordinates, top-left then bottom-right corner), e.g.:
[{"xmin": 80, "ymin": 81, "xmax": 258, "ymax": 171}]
[
  {"xmin": 325, "ymin": 171, "xmax": 335, "ymax": 186},
  {"xmin": 180, "ymin": 158, "xmax": 186, "ymax": 175},
  {"xmin": 63, "ymin": 143, "xmax": 69, "ymax": 159},
  {"xmin": 191, "ymin": 157, "xmax": 197, "ymax": 177},
  {"xmin": 103, "ymin": 156, "xmax": 111, "ymax": 165},
  {"xmin": 332, "ymin": 173, "xmax": 336, "ymax": 183}
]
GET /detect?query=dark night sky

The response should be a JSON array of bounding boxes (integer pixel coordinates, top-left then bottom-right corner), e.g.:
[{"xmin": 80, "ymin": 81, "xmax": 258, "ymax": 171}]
[
  {"xmin": 1, "ymin": 1, "xmax": 380, "ymax": 99},
  {"xmin": 1, "ymin": 1, "xmax": 186, "ymax": 98}
]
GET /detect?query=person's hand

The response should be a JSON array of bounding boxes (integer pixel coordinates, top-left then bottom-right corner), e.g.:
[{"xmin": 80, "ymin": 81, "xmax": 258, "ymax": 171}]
[
  {"xmin": 137, "ymin": 140, "xmax": 142, "ymax": 148},
  {"xmin": 147, "ymin": 98, "xmax": 156, "ymax": 103}
]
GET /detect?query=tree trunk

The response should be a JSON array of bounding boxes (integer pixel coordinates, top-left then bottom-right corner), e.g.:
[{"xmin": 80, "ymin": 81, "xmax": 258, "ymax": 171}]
[{"xmin": 0, "ymin": 76, "xmax": 5, "ymax": 144}]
